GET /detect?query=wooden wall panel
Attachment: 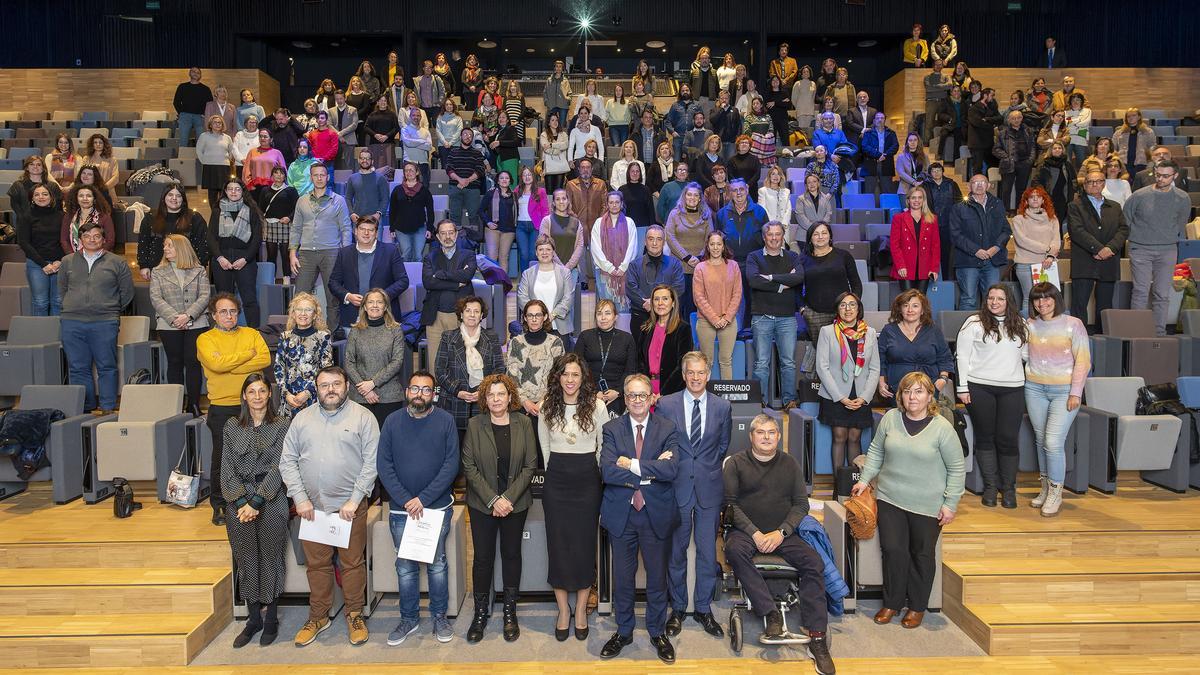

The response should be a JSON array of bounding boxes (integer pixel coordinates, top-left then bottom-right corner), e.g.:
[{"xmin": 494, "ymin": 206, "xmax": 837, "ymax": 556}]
[
  {"xmin": 0, "ymin": 69, "xmax": 279, "ymax": 116},
  {"xmin": 883, "ymin": 68, "xmax": 1200, "ymax": 132}
]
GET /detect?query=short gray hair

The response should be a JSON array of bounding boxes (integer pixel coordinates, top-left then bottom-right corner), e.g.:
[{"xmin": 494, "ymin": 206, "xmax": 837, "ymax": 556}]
[{"xmin": 749, "ymin": 413, "xmax": 780, "ymax": 434}]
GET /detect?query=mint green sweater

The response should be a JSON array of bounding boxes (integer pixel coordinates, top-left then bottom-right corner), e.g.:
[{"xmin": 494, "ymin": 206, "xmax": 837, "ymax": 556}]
[{"xmin": 858, "ymin": 408, "xmax": 965, "ymax": 517}]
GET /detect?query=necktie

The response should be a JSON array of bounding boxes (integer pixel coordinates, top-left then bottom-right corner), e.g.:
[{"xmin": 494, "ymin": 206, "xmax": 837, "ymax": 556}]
[
  {"xmin": 690, "ymin": 399, "xmax": 702, "ymax": 449},
  {"xmin": 633, "ymin": 424, "xmax": 645, "ymax": 511},
  {"xmin": 1048, "ymin": 50, "xmax": 1053, "ymax": 69}
]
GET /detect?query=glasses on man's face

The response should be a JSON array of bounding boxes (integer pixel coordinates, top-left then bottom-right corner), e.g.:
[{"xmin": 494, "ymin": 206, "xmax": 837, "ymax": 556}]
[
  {"xmin": 1154, "ymin": 173, "xmax": 1176, "ymax": 180},
  {"xmin": 1085, "ymin": 179, "xmax": 1105, "ymax": 185},
  {"xmin": 407, "ymin": 385, "xmax": 434, "ymax": 395},
  {"xmin": 626, "ymin": 392, "xmax": 651, "ymax": 402}
]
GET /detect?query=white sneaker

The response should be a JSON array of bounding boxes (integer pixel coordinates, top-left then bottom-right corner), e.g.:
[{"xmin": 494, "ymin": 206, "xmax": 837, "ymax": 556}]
[
  {"xmin": 1040, "ymin": 481, "xmax": 1063, "ymax": 517},
  {"xmin": 1031, "ymin": 475, "xmax": 1049, "ymax": 508}
]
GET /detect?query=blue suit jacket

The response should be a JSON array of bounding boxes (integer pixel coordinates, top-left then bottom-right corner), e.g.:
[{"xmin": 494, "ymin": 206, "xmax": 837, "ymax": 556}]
[
  {"xmin": 600, "ymin": 413, "xmax": 682, "ymax": 539},
  {"xmin": 656, "ymin": 390, "xmax": 732, "ymax": 509},
  {"xmin": 328, "ymin": 241, "xmax": 409, "ymax": 327}
]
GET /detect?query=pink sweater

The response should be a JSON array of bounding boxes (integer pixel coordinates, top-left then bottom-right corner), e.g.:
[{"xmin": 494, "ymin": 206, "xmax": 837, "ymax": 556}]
[
  {"xmin": 692, "ymin": 259, "xmax": 743, "ymax": 325},
  {"xmin": 1025, "ymin": 314, "xmax": 1091, "ymax": 397}
]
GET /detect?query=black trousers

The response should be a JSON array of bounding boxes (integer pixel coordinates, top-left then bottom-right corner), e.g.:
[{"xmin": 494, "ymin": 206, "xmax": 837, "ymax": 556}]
[
  {"xmin": 863, "ymin": 157, "xmax": 895, "ymax": 178},
  {"xmin": 724, "ymin": 529, "xmax": 827, "ymax": 632},
  {"xmin": 877, "ymin": 499, "xmax": 941, "ymax": 613},
  {"xmin": 206, "ymin": 404, "xmax": 242, "ymax": 509},
  {"xmin": 211, "ymin": 254, "xmax": 260, "ymax": 328},
  {"xmin": 965, "ymin": 381, "xmax": 1026, "ymax": 491},
  {"xmin": 468, "ymin": 506, "xmax": 528, "ymax": 593},
  {"xmin": 1069, "ymin": 277, "xmax": 1114, "ymax": 334},
  {"xmin": 263, "ymin": 242, "xmax": 292, "ymax": 279},
  {"xmin": 898, "ymin": 279, "xmax": 930, "ymax": 294},
  {"xmin": 998, "ymin": 163, "xmax": 1033, "ymax": 211},
  {"xmin": 159, "ymin": 327, "xmax": 205, "ymax": 408},
  {"xmin": 966, "ymin": 146, "xmax": 992, "ymax": 179}
]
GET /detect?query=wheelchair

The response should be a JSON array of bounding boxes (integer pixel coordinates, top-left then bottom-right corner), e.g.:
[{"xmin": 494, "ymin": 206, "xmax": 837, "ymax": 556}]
[{"xmin": 720, "ymin": 506, "xmax": 811, "ymax": 654}]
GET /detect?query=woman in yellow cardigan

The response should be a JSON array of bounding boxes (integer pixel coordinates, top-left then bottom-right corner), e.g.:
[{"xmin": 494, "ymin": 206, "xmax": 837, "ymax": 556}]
[{"xmin": 197, "ymin": 292, "xmax": 272, "ymax": 525}]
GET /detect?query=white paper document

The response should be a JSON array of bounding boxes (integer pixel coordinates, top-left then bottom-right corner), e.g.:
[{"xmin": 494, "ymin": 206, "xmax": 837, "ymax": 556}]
[
  {"xmin": 298, "ymin": 510, "xmax": 353, "ymax": 549},
  {"xmin": 396, "ymin": 507, "xmax": 447, "ymax": 564}
]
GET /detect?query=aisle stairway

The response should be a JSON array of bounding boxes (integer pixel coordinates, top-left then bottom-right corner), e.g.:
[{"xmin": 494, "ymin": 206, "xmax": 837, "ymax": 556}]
[
  {"xmin": 0, "ymin": 484, "xmax": 231, "ymax": 667},
  {"xmin": 941, "ymin": 484, "xmax": 1200, "ymax": 656}
]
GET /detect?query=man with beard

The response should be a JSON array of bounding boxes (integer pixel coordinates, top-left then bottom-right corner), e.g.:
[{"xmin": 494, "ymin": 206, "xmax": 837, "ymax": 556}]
[
  {"xmin": 666, "ymin": 84, "xmax": 703, "ymax": 162},
  {"xmin": 377, "ymin": 370, "xmax": 461, "ymax": 646},
  {"xmin": 280, "ymin": 366, "xmax": 380, "ymax": 647}
]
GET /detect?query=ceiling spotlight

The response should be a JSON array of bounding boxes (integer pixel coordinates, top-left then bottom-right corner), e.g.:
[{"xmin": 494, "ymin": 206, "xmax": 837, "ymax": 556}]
[
  {"xmin": 477, "ymin": 40, "xmax": 496, "ymax": 49},
  {"xmin": 662, "ymin": 48, "xmax": 667, "ymax": 53},
  {"xmin": 635, "ymin": 47, "xmax": 644, "ymax": 53},
  {"xmin": 579, "ymin": 17, "xmax": 591, "ymax": 29},
  {"xmin": 646, "ymin": 40, "xmax": 665, "ymax": 49},
  {"xmin": 526, "ymin": 48, "xmax": 535, "ymax": 53}
]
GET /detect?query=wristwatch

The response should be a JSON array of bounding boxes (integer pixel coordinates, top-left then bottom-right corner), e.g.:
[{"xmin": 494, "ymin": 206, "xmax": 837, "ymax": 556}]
[{"xmin": 778, "ymin": 528, "xmax": 788, "ymax": 538}]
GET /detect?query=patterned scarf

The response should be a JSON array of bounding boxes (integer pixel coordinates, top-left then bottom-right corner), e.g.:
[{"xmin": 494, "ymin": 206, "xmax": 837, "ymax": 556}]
[
  {"xmin": 69, "ymin": 209, "xmax": 101, "ymax": 252},
  {"xmin": 461, "ymin": 325, "xmax": 485, "ymax": 388},
  {"xmin": 599, "ymin": 211, "xmax": 630, "ymax": 298},
  {"xmin": 834, "ymin": 318, "xmax": 867, "ymax": 380}
]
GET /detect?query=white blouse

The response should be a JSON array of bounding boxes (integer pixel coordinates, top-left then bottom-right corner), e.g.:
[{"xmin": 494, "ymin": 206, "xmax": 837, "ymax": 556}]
[
  {"xmin": 759, "ymin": 186, "xmax": 793, "ymax": 225},
  {"xmin": 537, "ymin": 400, "xmax": 611, "ymax": 466}
]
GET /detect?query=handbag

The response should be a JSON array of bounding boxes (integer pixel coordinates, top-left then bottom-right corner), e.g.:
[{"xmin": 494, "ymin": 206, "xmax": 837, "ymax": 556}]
[
  {"xmin": 844, "ymin": 484, "xmax": 878, "ymax": 540},
  {"xmin": 1136, "ymin": 382, "xmax": 1189, "ymax": 416},
  {"xmin": 166, "ymin": 442, "xmax": 202, "ymax": 508},
  {"xmin": 937, "ymin": 389, "xmax": 970, "ymax": 457}
]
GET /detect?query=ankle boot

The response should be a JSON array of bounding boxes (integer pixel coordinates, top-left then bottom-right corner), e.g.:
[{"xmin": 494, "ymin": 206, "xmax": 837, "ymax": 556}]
[
  {"xmin": 466, "ymin": 593, "xmax": 489, "ymax": 643},
  {"xmin": 261, "ymin": 601, "xmax": 279, "ymax": 646},
  {"xmin": 1040, "ymin": 481, "xmax": 1064, "ymax": 517},
  {"xmin": 234, "ymin": 603, "xmax": 263, "ymax": 648},
  {"xmin": 1031, "ymin": 475, "xmax": 1049, "ymax": 508},
  {"xmin": 998, "ymin": 455, "xmax": 1019, "ymax": 509},
  {"xmin": 502, "ymin": 587, "xmax": 520, "ymax": 642},
  {"xmin": 977, "ymin": 448, "xmax": 999, "ymax": 507}
]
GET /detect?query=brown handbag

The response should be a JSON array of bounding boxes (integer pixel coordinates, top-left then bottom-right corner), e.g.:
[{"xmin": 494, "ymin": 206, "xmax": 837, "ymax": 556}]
[{"xmin": 845, "ymin": 484, "xmax": 878, "ymax": 540}]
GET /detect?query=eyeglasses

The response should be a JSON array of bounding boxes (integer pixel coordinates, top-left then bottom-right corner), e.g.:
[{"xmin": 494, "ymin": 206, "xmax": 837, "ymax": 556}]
[
  {"xmin": 214, "ymin": 308, "xmax": 239, "ymax": 316},
  {"xmin": 838, "ymin": 302, "xmax": 859, "ymax": 309},
  {"xmin": 524, "ymin": 313, "xmax": 546, "ymax": 320},
  {"xmin": 1085, "ymin": 179, "xmax": 1105, "ymax": 185},
  {"xmin": 626, "ymin": 392, "xmax": 651, "ymax": 401},
  {"xmin": 293, "ymin": 307, "xmax": 316, "ymax": 314},
  {"xmin": 407, "ymin": 385, "xmax": 434, "ymax": 395},
  {"xmin": 1154, "ymin": 173, "xmax": 1176, "ymax": 180}
]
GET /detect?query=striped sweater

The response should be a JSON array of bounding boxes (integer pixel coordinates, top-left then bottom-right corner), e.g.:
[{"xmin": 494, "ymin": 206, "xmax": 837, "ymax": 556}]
[{"xmin": 1025, "ymin": 314, "xmax": 1091, "ymax": 397}]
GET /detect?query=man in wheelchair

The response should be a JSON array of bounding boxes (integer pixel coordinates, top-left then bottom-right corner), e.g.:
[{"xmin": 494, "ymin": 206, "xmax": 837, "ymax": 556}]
[{"xmin": 722, "ymin": 414, "xmax": 835, "ymax": 675}]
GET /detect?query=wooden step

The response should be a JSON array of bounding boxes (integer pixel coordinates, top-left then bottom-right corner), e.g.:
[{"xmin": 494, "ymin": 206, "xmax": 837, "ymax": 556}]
[
  {"xmin": 0, "ymin": 608, "xmax": 230, "ymax": 667},
  {"xmin": 0, "ymin": 541, "xmax": 231, "ymax": 569},
  {"xmin": 944, "ymin": 598, "xmax": 1200, "ymax": 656},
  {"xmin": 943, "ymin": 530, "xmax": 1200, "ymax": 559},
  {"xmin": 945, "ymin": 557, "xmax": 1200, "ymax": 604},
  {"xmin": 0, "ymin": 568, "xmax": 230, "ymax": 616}
]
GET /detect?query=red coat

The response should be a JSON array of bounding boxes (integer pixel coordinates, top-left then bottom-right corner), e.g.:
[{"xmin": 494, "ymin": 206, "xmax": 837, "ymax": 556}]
[{"xmin": 889, "ymin": 210, "xmax": 941, "ymax": 281}]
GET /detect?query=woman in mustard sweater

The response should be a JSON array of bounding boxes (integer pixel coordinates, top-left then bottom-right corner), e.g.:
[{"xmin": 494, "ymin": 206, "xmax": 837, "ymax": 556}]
[{"xmin": 197, "ymin": 292, "xmax": 272, "ymax": 525}]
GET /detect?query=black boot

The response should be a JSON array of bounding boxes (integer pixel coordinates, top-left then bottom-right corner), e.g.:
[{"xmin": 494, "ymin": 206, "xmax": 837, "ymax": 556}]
[
  {"xmin": 234, "ymin": 602, "xmax": 263, "ymax": 648},
  {"xmin": 502, "ymin": 587, "xmax": 520, "ymax": 642},
  {"xmin": 977, "ymin": 447, "xmax": 999, "ymax": 507},
  {"xmin": 212, "ymin": 503, "xmax": 226, "ymax": 526},
  {"xmin": 466, "ymin": 593, "xmax": 489, "ymax": 643},
  {"xmin": 260, "ymin": 601, "xmax": 279, "ymax": 646},
  {"xmin": 998, "ymin": 454, "xmax": 1019, "ymax": 509}
]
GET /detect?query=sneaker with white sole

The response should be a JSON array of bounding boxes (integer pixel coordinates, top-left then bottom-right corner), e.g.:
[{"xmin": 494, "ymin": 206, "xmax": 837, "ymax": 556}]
[
  {"xmin": 387, "ymin": 618, "xmax": 420, "ymax": 646},
  {"xmin": 433, "ymin": 614, "xmax": 455, "ymax": 642}
]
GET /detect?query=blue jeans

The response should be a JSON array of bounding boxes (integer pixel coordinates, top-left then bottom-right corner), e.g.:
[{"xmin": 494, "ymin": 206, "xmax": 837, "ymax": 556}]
[
  {"xmin": 1013, "ymin": 263, "xmax": 1034, "ymax": 316},
  {"xmin": 954, "ymin": 264, "xmax": 1001, "ymax": 310},
  {"xmin": 25, "ymin": 259, "xmax": 60, "ymax": 316},
  {"xmin": 609, "ymin": 124, "xmax": 630, "ymax": 148},
  {"xmin": 61, "ymin": 319, "xmax": 119, "ymax": 410},
  {"xmin": 752, "ymin": 314, "xmax": 798, "ymax": 405},
  {"xmin": 515, "ymin": 219, "xmax": 538, "ymax": 273},
  {"xmin": 394, "ymin": 229, "xmax": 427, "ymax": 262},
  {"xmin": 389, "ymin": 509, "xmax": 453, "ymax": 620},
  {"xmin": 447, "ymin": 185, "xmax": 481, "ymax": 232},
  {"xmin": 177, "ymin": 112, "xmax": 204, "ymax": 147},
  {"xmin": 1024, "ymin": 381, "xmax": 1079, "ymax": 484},
  {"xmin": 1068, "ymin": 144, "xmax": 1089, "ymax": 171},
  {"xmin": 671, "ymin": 135, "xmax": 685, "ymax": 162}
]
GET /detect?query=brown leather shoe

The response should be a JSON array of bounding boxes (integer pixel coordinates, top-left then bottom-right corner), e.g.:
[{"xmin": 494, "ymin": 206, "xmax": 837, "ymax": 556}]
[
  {"xmin": 873, "ymin": 608, "xmax": 897, "ymax": 624},
  {"xmin": 901, "ymin": 610, "xmax": 925, "ymax": 629}
]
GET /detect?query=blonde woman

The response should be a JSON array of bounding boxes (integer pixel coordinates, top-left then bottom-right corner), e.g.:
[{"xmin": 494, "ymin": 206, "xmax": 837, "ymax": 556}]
[
  {"xmin": 693, "ymin": 231, "xmax": 742, "ymax": 379},
  {"xmin": 204, "ymin": 84, "xmax": 238, "ymax": 137},
  {"xmin": 197, "ymin": 115, "xmax": 236, "ymax": 212},
  {"xmin": 149, "ymin": 234, "xmax": 210, "ymax": 415},
  {"xmin": 759, "ymin": 165, "xmax": 792, "ymax": 226},
  {"xmin": 606, "ymin": 83, "xmax": 632, "ymax": 147},
  {"xmin": 1111, "ymin": 107, "xmax": 1155, "ymax": 174},
  {"xmin": 609, "ymin": 140, "xmax": 644, "ymax": 190},
  {"xmin": 344, "ymin": 287, "xmax": 409, "ymax": 426},
  {"xmin": 273, "ymin": 292, "xmax": 334, "ymax": 418}
]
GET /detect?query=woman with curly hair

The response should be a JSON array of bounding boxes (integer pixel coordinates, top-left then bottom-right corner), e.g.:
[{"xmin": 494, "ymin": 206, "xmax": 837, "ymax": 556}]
[
  {"xmin": 354, "ymin": 59, "xmax": 383, "ymax": 102},
  {"xmin": 538, "ymin": 352, "xmax": 610, "ymax": 641},
  {"xmin": 273, "ymin": 292, "xmax": 333, "ymax": 418},
  {"xmin": 81, "ymin": 133, "xmax": 119, "ymax": 191},
  {"xmin": 956, "ymin": 284, "xmax": 1029, "ymax": 509},
  {"xmin": 1010, "ymin": 185, "xmax": 1061, "ymax": 316}
]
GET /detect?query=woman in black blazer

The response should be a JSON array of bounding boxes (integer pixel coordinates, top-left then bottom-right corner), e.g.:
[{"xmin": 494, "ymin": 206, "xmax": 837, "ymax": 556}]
[
  {"xmin": 461, "ymin": 373, "xmax": 538, "ymax": 644},
  {"xmin": 635, "ymin": 284, "xmax": 694, "ymax": 400}
]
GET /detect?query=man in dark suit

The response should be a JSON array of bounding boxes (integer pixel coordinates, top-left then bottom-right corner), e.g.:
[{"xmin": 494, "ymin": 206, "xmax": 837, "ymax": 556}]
[
  {"xmin": 599, "ymin": 373, "xmax": 681, "ymax": 664},
  {"xmin": 657, "ymin": 351, "xmax": 731, "ymax": 638},
  {"xmin": 723, "ymin": 413, "xmax": 834, "ymax": 674},
  {"xmin": 843, "ymin": 90, "xmax": 878, "ymax": 150},
  {"xmin": 1067, "ymin": 171, "xmax": 1129, "ymax": 333},
  {"xmin": 1131, "ymin": 148, "xmax": 1192, "ymax": 192},
  {"xmin": 421, "ymin": 218, "xmax": 478, "ymax": 364},
  {"xmin": 328, "ymin": 215, "xmax": 409, "ymax": 331},
  {"xmin": 1039, "ymin": 36, "xmax": 1066, "ymax": 69}
]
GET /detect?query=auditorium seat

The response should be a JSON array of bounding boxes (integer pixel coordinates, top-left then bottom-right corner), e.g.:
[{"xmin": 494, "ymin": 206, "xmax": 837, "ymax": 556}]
[
  {"xmin": 878, "ymin": 193, "xmax": 902, "ymax": 211},
  {"xmin": 939, "ymin": 310, "xmax": 975, "ymax": 347},
  {"xmin": 0, "ymin": 384, "xmax": 92, "ymax": 505},
  {"xmin": 1098, "ymin": 309, "xmax": 1180, "ymax": 385},
  {"xmin": 368, "ymin": 505, "xmax": 467, "ymax": 617},
  {"xmin": 1080, "ymin": 376, "xmax": 1189, "ymax": 493},
  {"xmin": 1172, "ymin": 376, "xmax": 1200, "ymax": 489},
  {"xmin": 140, "ymin": 111, "xmax": 169, "ymax": 122},
  {"xmin": 117, "ymin": 316, "xmax": 158, "ymax": 385},
  {"xmin": 864, "ymin": 310, "xmax": 889, "ymax": 331},
  {"xmin": 847, "ymin": 207, "xmax": 886, "ymax": 224},
  {"xmin": 0, "ymin": 316, "xmax": 64, "ymax": 401},
  {"xmin": 93, "ymin": 383, "xmax": 192, "ymax": 503},
  {"xmin": 842, "ymin": 194, "xmax": 875, "ymax": 210},
  {"xmin": 830, "ymin": 223, "xmax": 861, "ymax": 242}
]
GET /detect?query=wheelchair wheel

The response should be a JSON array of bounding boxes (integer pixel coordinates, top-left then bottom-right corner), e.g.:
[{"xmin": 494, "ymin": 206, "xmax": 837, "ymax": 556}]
[{"xmin": 728, "ymin": 607, "xmax": 743, "ymax": 654}]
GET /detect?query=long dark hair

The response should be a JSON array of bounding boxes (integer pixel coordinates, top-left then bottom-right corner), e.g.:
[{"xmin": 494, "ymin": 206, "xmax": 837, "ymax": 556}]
[
  {"xmin": 151, "ymin": 183, "xmax": 195, "ymax": 236},
  {"xmin": 976, "ymin": 283, "xmax": 1028, "ymax": 345},
  {"xmin": 541, "ymin": 353, "xmax": 600, "ymax": 435},
  {"xmin": 237, "ymin": 373, "xmax": 279, "ymax": 427}
]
